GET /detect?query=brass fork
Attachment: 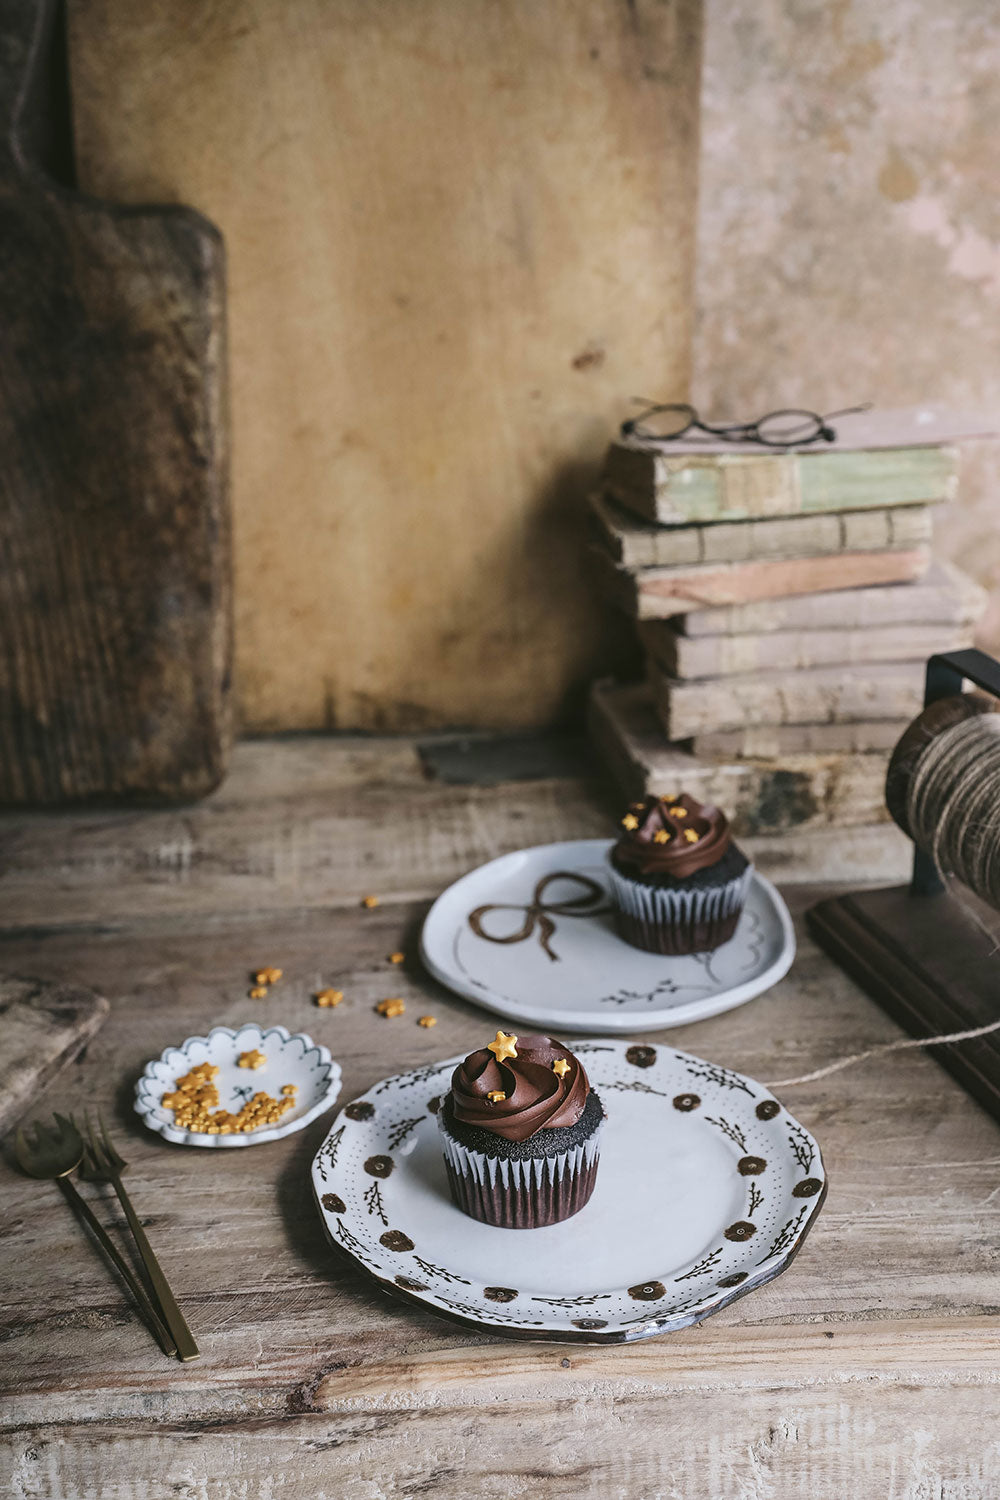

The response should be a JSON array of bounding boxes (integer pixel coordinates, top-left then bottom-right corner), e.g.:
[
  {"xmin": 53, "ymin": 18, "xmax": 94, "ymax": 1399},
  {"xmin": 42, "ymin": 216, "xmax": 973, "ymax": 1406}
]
[
  {"xmin": 15, "ymin": 1115, "xmax": 176, "ymax": 1357},
  {"xmin": 75, "ymin": 1109, "xmax": 199, "ymax": 1362}
]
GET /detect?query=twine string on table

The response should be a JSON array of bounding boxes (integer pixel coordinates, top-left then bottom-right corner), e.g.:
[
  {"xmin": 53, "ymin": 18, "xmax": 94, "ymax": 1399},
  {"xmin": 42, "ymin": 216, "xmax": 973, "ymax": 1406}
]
[{"xmin": 772, "ymin": 712, "xmax": 1000, "ymax": 1088}]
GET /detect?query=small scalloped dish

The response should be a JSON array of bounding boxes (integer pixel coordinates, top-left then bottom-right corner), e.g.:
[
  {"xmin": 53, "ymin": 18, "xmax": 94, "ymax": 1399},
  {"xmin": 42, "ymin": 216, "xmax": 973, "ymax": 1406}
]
[{"xmin": 135, "ymin": 1024, "xmax": 342, "ymax": 1148}]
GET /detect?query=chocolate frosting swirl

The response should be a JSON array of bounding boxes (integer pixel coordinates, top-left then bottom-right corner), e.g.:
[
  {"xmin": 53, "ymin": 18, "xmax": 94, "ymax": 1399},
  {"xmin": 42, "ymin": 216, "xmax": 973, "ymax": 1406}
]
[
  {"xmin": 613, "ymin": 793, "xmax": 732, "ymax": 878},
  {"xmin": 449, "ymin": 1033, "xmax": 589, "ymax": 1142}
]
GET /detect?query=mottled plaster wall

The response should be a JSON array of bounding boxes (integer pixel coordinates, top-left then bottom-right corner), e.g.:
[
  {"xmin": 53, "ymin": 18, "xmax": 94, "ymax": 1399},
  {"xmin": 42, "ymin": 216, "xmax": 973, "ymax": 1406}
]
[{"xmin": 694, "ymin": 0, "xmax": 1000, "ymax": 645}]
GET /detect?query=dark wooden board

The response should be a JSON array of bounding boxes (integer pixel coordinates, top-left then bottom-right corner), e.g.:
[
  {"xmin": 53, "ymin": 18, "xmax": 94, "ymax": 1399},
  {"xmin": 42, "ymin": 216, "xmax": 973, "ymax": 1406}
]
[
  {"xmin": 807, "ymin": 884, "xmax": 1000, "ymax": 1122},
  {"xmin": 0, "ymin": 0, "xmax": 230, "ymax": 805}
]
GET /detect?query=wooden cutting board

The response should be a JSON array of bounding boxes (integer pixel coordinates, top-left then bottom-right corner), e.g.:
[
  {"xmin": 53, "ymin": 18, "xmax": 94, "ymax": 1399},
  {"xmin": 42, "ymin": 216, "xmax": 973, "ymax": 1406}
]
[{"xmin": 0, "ymin": 0, "xmax": 231, "ymax": 805}]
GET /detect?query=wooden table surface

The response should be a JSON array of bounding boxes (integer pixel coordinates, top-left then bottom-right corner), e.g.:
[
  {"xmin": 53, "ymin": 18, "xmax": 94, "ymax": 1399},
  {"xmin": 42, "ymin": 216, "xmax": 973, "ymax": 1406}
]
[{"xmin": 2, "ymin": 736, "xmax": 1000, "ymax": 1498}]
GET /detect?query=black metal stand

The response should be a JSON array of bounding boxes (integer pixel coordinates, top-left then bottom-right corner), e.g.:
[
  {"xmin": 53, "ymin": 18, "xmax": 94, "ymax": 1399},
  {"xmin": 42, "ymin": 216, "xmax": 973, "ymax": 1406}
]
[{"xmin": 807, "ymin": 648, "xmax": 1000, "ymax": 1123}]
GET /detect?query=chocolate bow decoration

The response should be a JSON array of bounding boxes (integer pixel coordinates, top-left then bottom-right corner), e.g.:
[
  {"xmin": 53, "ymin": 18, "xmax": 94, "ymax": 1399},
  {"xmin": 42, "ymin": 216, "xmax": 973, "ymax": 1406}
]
[{"xmin": 468, "ymin": 871, "xmax": 608, "ymax": 962}]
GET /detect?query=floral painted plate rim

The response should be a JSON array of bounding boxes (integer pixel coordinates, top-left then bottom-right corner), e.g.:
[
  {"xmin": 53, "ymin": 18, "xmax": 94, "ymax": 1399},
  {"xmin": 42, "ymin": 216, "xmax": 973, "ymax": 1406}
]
[
  {"xmin": 311, "ymin": 1042, "xmax": 826, "ymax": 1344},
  {"xmin": 419, "ymin": 838, "xmax": 795, "ymax": 1032},
  {"xmin": 135, "ymin": 1023, "xmax": 342, "ymax": 1147}
]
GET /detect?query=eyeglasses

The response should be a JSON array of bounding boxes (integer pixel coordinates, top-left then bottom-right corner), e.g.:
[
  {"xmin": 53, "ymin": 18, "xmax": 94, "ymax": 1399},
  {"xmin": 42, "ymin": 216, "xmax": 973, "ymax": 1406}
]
[{"xmin": 620, "ymin": 401, "xmax": 872, "ymax": 448}]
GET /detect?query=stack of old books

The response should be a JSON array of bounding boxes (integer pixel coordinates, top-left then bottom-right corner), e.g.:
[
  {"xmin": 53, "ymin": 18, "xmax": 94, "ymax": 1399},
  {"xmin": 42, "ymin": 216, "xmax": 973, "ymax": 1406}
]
[{"xmin": 588, "ymin": 408, "xmax": 990, "ymax": 880}]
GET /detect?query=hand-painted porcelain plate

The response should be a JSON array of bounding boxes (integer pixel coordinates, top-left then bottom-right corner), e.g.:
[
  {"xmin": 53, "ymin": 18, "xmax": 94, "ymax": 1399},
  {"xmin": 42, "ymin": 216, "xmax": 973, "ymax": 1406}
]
[
  {"xmin": 312, "ymin": 1042, "xmax": 826, "ymax": 1343},
  {"xmin": 419, "ymin": 839, "xmax": 794, "ymax": 1032},
  {"xmin": 136, "ymin": 1024, "xmax": 342, "ymax": 1147}
]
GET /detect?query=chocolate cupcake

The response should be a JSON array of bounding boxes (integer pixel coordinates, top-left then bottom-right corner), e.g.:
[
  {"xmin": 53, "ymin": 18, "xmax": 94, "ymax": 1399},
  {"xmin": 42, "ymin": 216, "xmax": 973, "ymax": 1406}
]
[
  {"xmin": 607, "ymin": 793, "xmax": 752, "ymax": 955},
  {"xmin": 438, "ymin": 1031, "xmax": 604, "ymax": 1229}
]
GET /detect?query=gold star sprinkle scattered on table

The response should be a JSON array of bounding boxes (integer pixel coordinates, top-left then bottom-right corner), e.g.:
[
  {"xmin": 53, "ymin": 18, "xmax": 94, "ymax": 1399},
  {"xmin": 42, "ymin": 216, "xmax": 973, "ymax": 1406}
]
[
  {"xmin": 316, "ymin": 988, "xmax": 344, "ymax": 1007},
  {"xmin": 249, "ymin": 986, "xmax": 268, "ymax": 1000},
  {"xmin": 487, "ymin": 1030, "xmax": 518, "ymax": 1063},
  {"xmin": 388, "ymin": 951, "xmax": 405, "ymax": 965},
  {"xmin": 653, "ymin": 829, "xmax": 671, "ymax": 844},
  {"xmin": 238, "ymin": 1049, "xmax": 267, "ymax": 1070},
  {"xmin": 621, "ymin": 813, "xmax": 639, "ymax": 830},
  {"xmin": 376, "ymin": 998, "xmax": 406, "ymax": 1018},
  {"xmin": 254, "ymin": 967, "xmax": 283, "ymax": 985},
  {"xmin": 486, "ymin": 1090, "xmax": 507, "ymax": 1104},
  {"xmin": 417, "ymin": 1015, "xmax": 437, "ymax": 1027},
  {"xmin": 361, "ymin": 895, "xmax": 380, "ymax": 909},
  {"xmin": 683, "ymin": 828, "xmax": 698, "ymax": 843},
  {"xmin": 551, "ymin": 1058, "xmax": 571, "ymax": 1078}
]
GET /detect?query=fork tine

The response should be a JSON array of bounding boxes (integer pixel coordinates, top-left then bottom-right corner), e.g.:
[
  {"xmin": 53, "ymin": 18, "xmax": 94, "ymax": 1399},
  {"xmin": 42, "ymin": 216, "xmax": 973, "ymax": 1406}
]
[
  {"xmin": 98, "ymin": 1109, "xmax": 125, "ymax": 1170},
  {"xmin": 87, "ymin": 1109, "xmax": 108, "ymax": 1170}
]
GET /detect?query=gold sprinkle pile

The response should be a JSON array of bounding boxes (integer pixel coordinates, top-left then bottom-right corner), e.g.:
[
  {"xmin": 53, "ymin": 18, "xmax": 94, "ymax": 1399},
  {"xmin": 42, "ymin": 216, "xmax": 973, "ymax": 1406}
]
[
  {"xmin": 316, "ymin": 988, "xmax": 344, "ymax": 1008},
  {"xmin": 249, "ymin": 965, "xmax": 282, "ymax": 1000},
  {"xmin": 376, "ymin": 998, "xmax": 406, "ymax": 1018},
  {"xmin": 161, "ymin": 1063, "xmax": 298, "ymax": 1135}
]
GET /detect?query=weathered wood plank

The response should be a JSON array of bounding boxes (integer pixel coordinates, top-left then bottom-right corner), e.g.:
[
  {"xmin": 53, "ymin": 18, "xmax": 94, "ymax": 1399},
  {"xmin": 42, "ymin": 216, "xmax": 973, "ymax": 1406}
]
[
  {"xmin": 2, "ymin": 738, "xmax": 997, "ymax": 1498},
  {"xmin": 0, "ymin": 974, "xmax": 108, "ymax": 1132},
  {"xmin": 592, "ymin": 491, "xmax": 933, "ymax": 568},
  {"xmin": 0, "ymin": 736, "xmax": 613, "ymax": 932}
]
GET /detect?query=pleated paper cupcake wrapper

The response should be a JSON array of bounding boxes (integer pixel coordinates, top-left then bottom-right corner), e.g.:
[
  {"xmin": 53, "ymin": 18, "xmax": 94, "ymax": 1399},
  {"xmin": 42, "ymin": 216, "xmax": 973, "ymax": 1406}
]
[
  {"xmin": 606, "ymin": 856, "xmax": 753, "ymax": 955},
  {"xmin": 439, "ymin": 1118, "xmax": 604, "ymax": 1229}
]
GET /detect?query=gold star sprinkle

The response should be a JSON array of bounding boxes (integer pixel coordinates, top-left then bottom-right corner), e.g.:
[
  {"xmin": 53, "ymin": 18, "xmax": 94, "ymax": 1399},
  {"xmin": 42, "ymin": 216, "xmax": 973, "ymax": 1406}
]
[
  {"xmin": 417, "ymin": 1015, "xmax": 437, "ymax": 1027},
  {"xmin": 552, "ymin": 1058, "xmax": 571, "ymax": 1078},
  {"xmin": 361, "ymin": 895, "xmax": 380, "ymax": 909},
  {"xmin": 238, "ymin": 1049, "xmax": 267, "ymax": 1070},
  {"xmin": 621, "ymin": 813, "xmax": 639, "ymax": 830},
  {"xmin": 487, "ymin": 1030, "xmax": 518, "ymax": 1063},
  {"xmin": 281, "ymin": 1084, "xmax": 297, "ymax": 1096},
  {"xmin": 388, "ymin": 952, "xmax": 405, "ymax": 965},
  {"xmin": 316, "ymin": 988, "xmax": 344, "ymax": 1007},
  {"xmin": 653, "ymin": 829, "xmax": 671, "ymax": 844},
  {"xmin": 376, "ymin": 998, "xmax": 406, "ymax": 1018},
  {"xmin": 683, "ymin": 828, "xmax": 698, "ymax": 843},
  {"xmin": 249, "ymin": 987, "xmax": 268, "ymax": 1000},
  {"xmin": 673, "ymin": 806, "xmax": 688, "ymax": 818},
  {"xmin": 486, "ymin": 1090, "xmax": 507, "ymax": 1104}
]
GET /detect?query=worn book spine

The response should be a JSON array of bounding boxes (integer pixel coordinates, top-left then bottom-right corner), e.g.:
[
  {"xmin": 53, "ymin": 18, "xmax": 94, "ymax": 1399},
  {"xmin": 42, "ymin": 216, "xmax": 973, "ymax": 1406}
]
[
  {"xmin": 648, "ymin": 659, "xmax": 927, "ymax": 738},
  {"xmin": 587, "ymin": 678, "xmax": 896, "ymax": 835},
  {"xmin": 642, "ymin": 620, "xmax": 975, "ymax": 680},
  {"xmin": 602, "ymin": 440, "xmax": 959, "ymax": 525},
  {"xmin": 620, "ymin": 546, "xmax": 935, "ymax": 615},
  {"xmin": 590, "ymin": 493, "xmax": 934, "ymax": 569},
  {"xmin": 672, "ymin": 561, "xmax": 985, "ymax": 636},
  {"xmin": 691, "ymin": 721, "xmax": 909, "ymax": 759}
]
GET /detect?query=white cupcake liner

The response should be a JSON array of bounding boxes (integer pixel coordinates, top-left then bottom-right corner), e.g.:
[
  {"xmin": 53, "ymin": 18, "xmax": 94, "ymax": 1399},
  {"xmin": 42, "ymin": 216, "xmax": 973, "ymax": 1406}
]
[
  {"xmin": 605, "ymin": 850, "xmax": 753, "ymax": 934},
  {"xmin": 438, "ymin": 1114, "xmax": 604, "ymax": 1192}
]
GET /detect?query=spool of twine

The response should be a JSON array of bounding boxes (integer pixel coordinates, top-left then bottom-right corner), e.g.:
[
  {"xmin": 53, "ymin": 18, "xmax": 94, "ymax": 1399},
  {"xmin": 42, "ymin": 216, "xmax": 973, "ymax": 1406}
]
[
  {"xmin": 905, "ymin": 711, "xmax": 1000, "ymax": 906},
  {"xmin": 771, "ymin": 693, "xmax": 1000, "ymax": 1090}
]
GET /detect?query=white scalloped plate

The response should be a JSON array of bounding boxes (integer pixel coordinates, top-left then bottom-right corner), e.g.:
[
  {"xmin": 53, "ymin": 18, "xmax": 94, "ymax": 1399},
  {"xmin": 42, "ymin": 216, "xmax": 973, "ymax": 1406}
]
[
  {"xmin": 419, "ymin": 839, "xmax": 795, "ymax": 1032},
  {"xmin": 312, "ymin": 1042, "xmax": 826, "ymax": 1343},
  {"xmin": 135, "ymin": 1024, "xmax": 342, "ymax": 1147}
]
